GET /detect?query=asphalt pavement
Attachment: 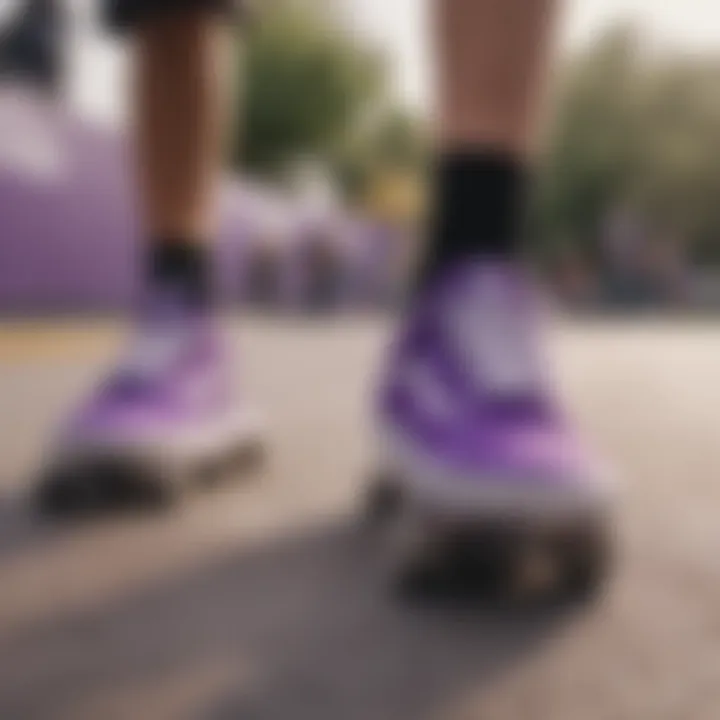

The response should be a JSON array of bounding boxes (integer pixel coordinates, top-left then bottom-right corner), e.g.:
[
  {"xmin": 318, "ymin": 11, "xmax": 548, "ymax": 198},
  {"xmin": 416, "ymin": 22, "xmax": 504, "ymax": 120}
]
[{"xmin": 1, "ymin": 316, "xmax": 719, "ymax": 720}]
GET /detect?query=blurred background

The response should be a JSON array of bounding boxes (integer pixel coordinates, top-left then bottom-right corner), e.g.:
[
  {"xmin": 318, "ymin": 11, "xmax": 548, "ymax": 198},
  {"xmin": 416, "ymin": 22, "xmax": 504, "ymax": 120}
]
[
  {"xmin": 1, "ymin": 3, "xmax": 720, "ymax": 719},
  {"xmin": 1, "ymin": 0, "xmax": 719, "ymax": 316}
]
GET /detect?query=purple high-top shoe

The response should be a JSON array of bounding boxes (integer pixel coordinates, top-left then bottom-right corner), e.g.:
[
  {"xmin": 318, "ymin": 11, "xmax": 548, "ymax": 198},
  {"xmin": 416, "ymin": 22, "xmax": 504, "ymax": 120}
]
[
  {"xmin": 40, "ymin": 295, "xmax": 263, "ymax": 512},
  {"xmin": 371, "ymin": 262, "xmax": 613, "ymax": 596}
]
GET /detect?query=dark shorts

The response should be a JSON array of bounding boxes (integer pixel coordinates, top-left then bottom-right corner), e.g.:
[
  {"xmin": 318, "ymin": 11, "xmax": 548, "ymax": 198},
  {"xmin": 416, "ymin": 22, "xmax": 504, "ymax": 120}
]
[{"xmin": 105, "ymin": 0, "xmax": 246, "ymax": 32}]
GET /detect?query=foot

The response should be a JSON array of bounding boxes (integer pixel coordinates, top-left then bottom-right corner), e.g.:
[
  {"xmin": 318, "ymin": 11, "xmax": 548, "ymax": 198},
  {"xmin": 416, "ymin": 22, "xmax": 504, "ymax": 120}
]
[
  {"xmin": 376, "ymin": 261, "xmax": 611, "ymax": 524},
  {"xmin": 41, "ymin": 295, "xmax": 262, "ymax": 510}
]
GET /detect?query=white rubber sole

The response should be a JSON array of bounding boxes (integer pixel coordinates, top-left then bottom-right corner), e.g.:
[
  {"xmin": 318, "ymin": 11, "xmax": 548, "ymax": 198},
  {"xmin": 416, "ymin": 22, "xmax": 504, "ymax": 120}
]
[
  {"xmin": 39, "ymin": 410, "xmax": 266, "ymax": 512},
  {"xmin": 374, "ymin": 420, "xmax": 614, "ymax": 527},
  {"xmin": 55, "ymin": 409, "xmax": 265, "ymax": 467}
]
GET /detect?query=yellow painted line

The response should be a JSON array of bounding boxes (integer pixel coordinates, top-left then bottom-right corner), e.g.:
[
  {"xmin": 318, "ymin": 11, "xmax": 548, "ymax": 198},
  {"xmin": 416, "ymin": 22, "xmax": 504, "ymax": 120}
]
[{"xmin": 0, "ymin": 321, "xmax": 124, "ymax": 362}]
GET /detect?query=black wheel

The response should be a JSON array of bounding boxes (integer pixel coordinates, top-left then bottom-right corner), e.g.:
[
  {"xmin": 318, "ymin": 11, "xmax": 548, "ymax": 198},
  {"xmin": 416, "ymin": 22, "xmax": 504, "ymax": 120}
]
[
  {"xmin": 395, "ymin": 525, "xmax": 521, "ymax": 604},
  {"xmin": 36, "ymin": 465, "xmax": 106, "ymax": 517},
  {"xmin": 562, "ymin": 523, "xmax": 612, "ymax": 601},
  {"xmin": 133, "ymin": 462, "xmax": 187, "ymax": 511},
  {"xmin": 36, "ymin": 473, "xmax": 77, "ymax": 516}
]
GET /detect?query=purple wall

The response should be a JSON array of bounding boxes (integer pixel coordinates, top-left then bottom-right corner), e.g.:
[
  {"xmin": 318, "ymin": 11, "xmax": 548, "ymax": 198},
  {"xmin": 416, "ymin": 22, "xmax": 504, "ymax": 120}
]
[
  {"xmin": 0, "ymin": 91, "xmax": 399, "ymax": 314},
  {"xmin": 0, "ymin": 91, "xmax": 262, "ymax": 313},
  {"xmin": 0, "ymin": 97, "xmax": 136, "ymax": 312}
]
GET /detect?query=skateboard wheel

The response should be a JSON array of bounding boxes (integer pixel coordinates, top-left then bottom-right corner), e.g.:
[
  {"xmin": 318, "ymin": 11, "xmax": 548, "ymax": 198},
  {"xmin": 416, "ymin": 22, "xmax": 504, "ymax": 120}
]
[{"xmin": 562, "ymin": 524, "xmax": 612, "ymax": 600}]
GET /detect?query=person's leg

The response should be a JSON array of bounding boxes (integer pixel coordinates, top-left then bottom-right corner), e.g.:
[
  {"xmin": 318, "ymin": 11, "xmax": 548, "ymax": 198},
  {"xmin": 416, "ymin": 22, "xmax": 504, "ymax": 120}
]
[
  {"xmin": 104, "ymin": 0, "xmax": 246, "ymax": 305},
  {"xmin": 422, "ymin": 0, "xmax": 554, "ymax": 276},
  {"xmin": 135, "ymin": 8, "xmax": 233, "ymax": 306},
  {"xmin": 374, "ymin": 1, "xmax": 611, "ymax": 595},
  {"xmin": 40, "ymin": 3, "xmax": 263, "ymax": 513}
]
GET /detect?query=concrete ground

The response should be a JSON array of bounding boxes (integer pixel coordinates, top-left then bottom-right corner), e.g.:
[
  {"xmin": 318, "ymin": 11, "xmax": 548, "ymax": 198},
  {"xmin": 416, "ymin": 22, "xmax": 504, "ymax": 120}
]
[{"xmin": 0, "ymin": 316, "xmax": 719, "ymax": 720}]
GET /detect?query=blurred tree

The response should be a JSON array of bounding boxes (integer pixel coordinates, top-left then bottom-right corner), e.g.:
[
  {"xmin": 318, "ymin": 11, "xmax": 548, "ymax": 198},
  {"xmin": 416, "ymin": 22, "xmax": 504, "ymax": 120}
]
[
  {"xmin": 631, "ymin": 59, "xmax": 720, "ymax": 265},
  {"xmin": 236, "ymin": 13, "xmax": 720, "ymax": 269},
  {"xmin": 235, "ymin": 0, "xmax": 386, "ymax": 177},
  {"xmin": 534, "ymin": 25, "xmax": 720, "ymax": 268},
  {"xmin": 533, "ymin": 26, "xmax": 642, "ymax": 262},
  {"xmin": 335, "ymin": 106, "xmax": 429, "ymax": 213}
]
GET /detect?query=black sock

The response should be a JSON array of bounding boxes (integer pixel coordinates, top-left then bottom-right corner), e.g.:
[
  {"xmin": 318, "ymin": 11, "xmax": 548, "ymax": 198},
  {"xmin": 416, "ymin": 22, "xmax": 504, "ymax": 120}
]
[
  {"xmin": 148, "ymin": 239, "xmax": 212, "ymax": 309},
  {"xmin": 420, "ymin": 152, "xmax": 528, "ymax": 283}
]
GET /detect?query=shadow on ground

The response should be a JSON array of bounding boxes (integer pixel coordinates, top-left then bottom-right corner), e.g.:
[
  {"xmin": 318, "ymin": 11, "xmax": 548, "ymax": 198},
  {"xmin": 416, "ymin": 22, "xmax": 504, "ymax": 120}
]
[
  {"xmin": 0, "ymin": 493, "xmax": 62, "ymax": 563},
  {"xmin": 0, "ymin": 510, "xmax": 580, "ymax": 720}
]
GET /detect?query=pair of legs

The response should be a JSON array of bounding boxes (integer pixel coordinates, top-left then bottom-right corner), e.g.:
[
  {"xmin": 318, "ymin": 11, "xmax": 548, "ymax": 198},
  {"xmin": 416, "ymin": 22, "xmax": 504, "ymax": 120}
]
[
  {"xmin": 44, "ymin": 0, "xmax": 610, "ymax": 595},
  {"xmin": 133, "ymin": 0, "xmax": 551, "ymax": 266}
]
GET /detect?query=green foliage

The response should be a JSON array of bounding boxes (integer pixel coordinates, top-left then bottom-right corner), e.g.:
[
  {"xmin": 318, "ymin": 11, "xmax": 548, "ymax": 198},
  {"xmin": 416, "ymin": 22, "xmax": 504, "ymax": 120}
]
[
  {"xmin": 235, "ymin": 0, "xmax": 386, "ymax": 177},
  {"xmin": 333, "ymin": 107, "xmax": 429, "ymax": 203},
  {"xmin": 235, "ymin": 12, "xmax": 720, "ymax": 266},
  {"xmin": 535, "ymin": 25, "xmax": 720, "ymax": 265}
]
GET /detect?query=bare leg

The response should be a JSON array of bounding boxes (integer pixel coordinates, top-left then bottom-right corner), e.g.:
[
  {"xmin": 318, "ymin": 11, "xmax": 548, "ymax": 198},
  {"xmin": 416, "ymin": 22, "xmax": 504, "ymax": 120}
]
[
  {"xmin": 424, "ymin": 0, "xmax": 557, "ymax": 270},
  {"xmin": 135, "ymin": 10, "xmax": 233, "ymax": 242},
  {"xmin": 38, "ymin": 6, "xmax": 259, "ymax": 515},
  {"xmin": 372, "ymin": 3, "xmax": 611, "ymax": 601},
  {"xmin": 436, "ymin": 0, "xmax": 555, "ymax": 154}
]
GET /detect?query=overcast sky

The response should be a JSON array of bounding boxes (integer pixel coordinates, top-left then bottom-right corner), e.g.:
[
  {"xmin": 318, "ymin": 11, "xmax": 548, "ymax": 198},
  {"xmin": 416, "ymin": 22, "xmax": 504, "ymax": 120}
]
[{"xmin": 68, "ymin": 0, "xmax": 720, "ymax": 122}]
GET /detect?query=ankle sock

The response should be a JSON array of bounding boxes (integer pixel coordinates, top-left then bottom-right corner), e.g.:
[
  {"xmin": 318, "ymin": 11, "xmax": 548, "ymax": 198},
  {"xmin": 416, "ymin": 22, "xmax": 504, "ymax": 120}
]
[
  {"xmin": 419, "ymin": 151, "xmax": 528, "ymax": 283},
  {"xmin": 148, "ymin": 239, "xmax": 212, "ymax": 309}
]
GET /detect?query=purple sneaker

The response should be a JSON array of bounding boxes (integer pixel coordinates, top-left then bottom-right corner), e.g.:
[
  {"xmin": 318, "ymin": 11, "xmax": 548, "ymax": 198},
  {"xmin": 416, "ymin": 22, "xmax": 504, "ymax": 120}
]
[
  {"xmin": 40, "ymin": 298, "xmax": 263, "ymax": 512},
  {"xmin": 371, "ymin": 262, "xmax": 613, "ymax": 596}
]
